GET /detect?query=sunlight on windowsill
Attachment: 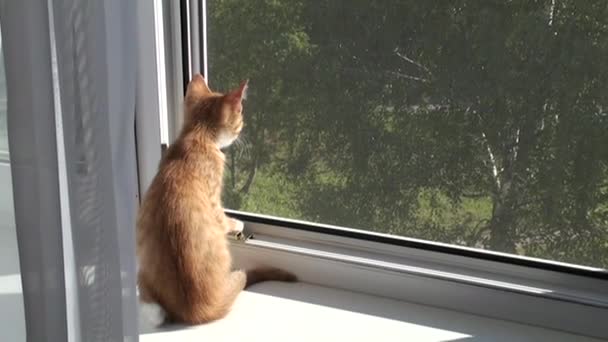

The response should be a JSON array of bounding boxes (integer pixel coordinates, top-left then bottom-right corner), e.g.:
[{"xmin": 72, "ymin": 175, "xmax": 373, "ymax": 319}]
[
  {"xmin": 0, "ymin": 273, "xmax": 26, "ymax": 342},
  {"xmin": 138, "ymin": 282, "xmax": 598, "ymax": 342},
  {"xmin": 0, "ymin": 273, "xmax": 21, "ymax": 295}
]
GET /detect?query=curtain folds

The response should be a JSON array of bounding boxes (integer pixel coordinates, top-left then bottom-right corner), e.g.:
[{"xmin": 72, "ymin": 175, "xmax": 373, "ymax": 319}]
[{"xmin": 0, "ymin": 1, "xmax": 139, "ymax": 341}]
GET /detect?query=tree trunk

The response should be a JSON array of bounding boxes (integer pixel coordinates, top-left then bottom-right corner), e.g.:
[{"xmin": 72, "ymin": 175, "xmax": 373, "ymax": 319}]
[
  {"xmin": 240, "ymin": 158, "xmax": 258, "ymax": 194},
  {"xmin": 489, "ymin": 193, "xmax": 517, "ymax": 253},
  {"xmin": 230, "ymin": 150, "xmax": 237, "ymax": 190}
]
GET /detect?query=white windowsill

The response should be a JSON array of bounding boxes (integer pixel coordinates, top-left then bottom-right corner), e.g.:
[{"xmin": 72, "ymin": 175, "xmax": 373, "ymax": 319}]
[
  {"xmin": 221, "ymin": 215, "xmax": 608, "ymax": 339},
  {"xmin": 138, "ymin": 281, "xmax": 601, "ymax": 342}
]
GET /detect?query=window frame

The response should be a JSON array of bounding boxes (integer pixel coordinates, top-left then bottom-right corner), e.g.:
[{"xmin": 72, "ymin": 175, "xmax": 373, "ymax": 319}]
[
  {"xmin": 0, "ymin": 29, "xmax": 8, "ymax": 162},
  {"xmin": 141, "ymin": 1, "xmax": 608, "ymax": 339},
  {"xmin": 228, "ymin": 213, "xmax": 608, "ymax": 339}
]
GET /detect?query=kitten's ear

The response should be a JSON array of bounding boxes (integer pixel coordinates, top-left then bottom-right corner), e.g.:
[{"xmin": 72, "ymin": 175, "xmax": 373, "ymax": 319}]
[
  {"xmin": 186, "ymin": 74, "xmax": 212, "ymax": 99},
  {"xmin": 226, "ymin": 79, "xmax": 249, "ymax": 109}
]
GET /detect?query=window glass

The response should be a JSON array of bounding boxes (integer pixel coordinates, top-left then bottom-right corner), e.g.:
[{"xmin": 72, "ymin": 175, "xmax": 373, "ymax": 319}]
[
  {"xmin": 0, "ymin": 24, "xmax": 6, "ymax": 159},
  {"xmin": 0, "ymin": 25, "xmax": 26, "ymax": 341},
  {"xmin": 208, "ymin": 1, "xmax": 608, "ymax": 268}
]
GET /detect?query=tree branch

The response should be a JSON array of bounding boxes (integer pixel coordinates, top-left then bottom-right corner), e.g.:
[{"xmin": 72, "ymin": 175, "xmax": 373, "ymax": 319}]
[
  {"xmin": 230, "ymin": 150, "xmax": 237, "ymax": 190},
  {"xmin": 549, "ymin": 0, "xmax": 556, "ymax": 26},
  {"xmin": 394, "ymin": 50, "xmax": 433, "ymax": 76},
  {"xmin": 481, "ymin": 131, "xmax": 502, "ymax": 192},
  {"xmin": 474, "ymin": 109, "xmax": 503, "ymax": 193},
  {"xmin": 239, "ymin": 158, "xmax": 258, "ymax": 194},
  {"xmin": 386, "ymin": 70, "xmax": 429, "ymax": 83}
]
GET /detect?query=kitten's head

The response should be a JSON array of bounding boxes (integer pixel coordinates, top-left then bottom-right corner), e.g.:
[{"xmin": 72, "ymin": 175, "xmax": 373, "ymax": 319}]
[{"xmin": 184, "ymin": 74, "xmax": 248, "ymax": 148}]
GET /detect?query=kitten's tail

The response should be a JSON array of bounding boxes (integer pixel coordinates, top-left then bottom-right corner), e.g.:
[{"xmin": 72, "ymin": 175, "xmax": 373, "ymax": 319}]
[{"xmin": 245, "ymin": 267, "xmax": 297, "ymax": 288}]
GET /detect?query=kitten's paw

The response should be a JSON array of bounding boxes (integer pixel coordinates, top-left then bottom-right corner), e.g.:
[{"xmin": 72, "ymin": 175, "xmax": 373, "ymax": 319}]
[
  {"xmin": 229, "ymin": 218, "xmax": 244, "ymax": 233},
  {"xmin": 140, "ymin": 301, "xmax": 166, "ymax": 327}
]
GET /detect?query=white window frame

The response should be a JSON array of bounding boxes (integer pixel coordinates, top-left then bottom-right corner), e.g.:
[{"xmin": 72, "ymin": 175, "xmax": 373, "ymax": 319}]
[{"xmin": 136, "ymin": 1, "xmax": 608, "ymax": 339}]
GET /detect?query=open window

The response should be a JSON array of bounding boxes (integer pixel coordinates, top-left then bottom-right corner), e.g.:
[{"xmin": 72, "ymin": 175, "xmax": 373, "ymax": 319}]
[
  {"xmin": 197, "ymin": 0, "xmax": 608, "ymax": 271},
  {"xmin": 156, "ymin": 0, "xmax": 608, "ymax": 339},
  {"xmin": 1, "ymin": 1, "xmax": 607, "ymax": 341}
]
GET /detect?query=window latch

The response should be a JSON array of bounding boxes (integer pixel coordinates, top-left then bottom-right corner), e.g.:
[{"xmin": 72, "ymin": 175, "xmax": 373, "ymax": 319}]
[{"xmin": 227, "ymin": 230, "xmax": 253, "ymax": 242}]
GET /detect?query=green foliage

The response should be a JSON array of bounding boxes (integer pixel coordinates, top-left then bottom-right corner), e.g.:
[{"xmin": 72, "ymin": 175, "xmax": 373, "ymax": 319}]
[
  {"xmin": 210, "ymin": 0, "xmax": 608, "ymax": 268},
  {"xmin": 225, "ymin": 166, "xmax": 302, "ymax": 218}
]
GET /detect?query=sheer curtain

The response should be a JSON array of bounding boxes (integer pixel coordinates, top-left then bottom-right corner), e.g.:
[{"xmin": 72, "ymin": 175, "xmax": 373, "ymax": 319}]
[{"xmin": 0, "ymin": 1, "xmax": 139, "ymax": 341}]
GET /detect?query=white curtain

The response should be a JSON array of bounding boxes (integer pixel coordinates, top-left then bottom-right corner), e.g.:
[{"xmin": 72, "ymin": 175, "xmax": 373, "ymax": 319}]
[{"xmin": 0, "ymin": 1, "xmax": 139, "ymax": 341}]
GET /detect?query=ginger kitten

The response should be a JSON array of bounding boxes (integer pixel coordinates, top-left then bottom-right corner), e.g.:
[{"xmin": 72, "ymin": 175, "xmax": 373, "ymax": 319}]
[{"xmin": 136, "ymin": 74, "xmax": 296, "ymax": 324}]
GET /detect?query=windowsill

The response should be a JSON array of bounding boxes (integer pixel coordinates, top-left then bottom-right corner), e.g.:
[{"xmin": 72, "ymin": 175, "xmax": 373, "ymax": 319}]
[
  {"xmin": 222, "ymin": 214, "xmax": 608, "ymax": 338},
  {"xmin": 138, "ymin": 281, "xmax": 601, "ymax": 342}
]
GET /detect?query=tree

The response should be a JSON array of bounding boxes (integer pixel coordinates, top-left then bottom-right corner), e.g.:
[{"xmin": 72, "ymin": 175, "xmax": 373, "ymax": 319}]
[{"xmin": 207, "ymin": 0, "xmax": 608, "ymax": 267}]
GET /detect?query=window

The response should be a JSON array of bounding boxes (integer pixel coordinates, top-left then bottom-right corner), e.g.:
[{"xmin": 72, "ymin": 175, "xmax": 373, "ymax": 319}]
[
  {"xmin": 0, "ymin": 25, "xmax": 7, "ymax": 161},
  {"xmin": 207, "ymin": 1, "xmax": 608, "ymax": 269},
  {"xmin": 0, "ymin": 1, "xmax": 603, "ymax": 341},
  {"xmin": 0, "ymin": 25, "xmax": 26, "ymax": 341}
]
